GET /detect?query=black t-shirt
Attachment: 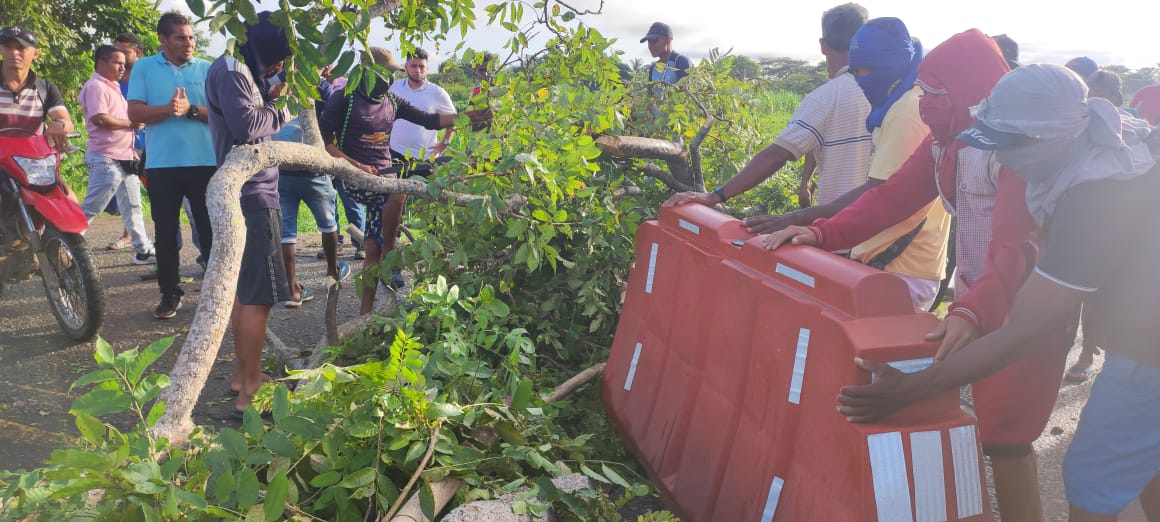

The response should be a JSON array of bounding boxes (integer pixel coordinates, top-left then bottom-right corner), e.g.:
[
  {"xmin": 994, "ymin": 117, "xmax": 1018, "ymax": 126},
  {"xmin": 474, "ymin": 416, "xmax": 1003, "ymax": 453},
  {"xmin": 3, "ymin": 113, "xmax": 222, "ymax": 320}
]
[{"xmin": 1035, "ymin": 164, "xmax": 1160, "ymax": 366}]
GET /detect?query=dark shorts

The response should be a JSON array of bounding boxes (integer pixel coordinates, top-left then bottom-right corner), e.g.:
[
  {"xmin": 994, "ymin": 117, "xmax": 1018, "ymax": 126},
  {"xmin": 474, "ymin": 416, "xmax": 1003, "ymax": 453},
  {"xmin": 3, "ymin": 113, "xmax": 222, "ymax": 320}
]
[{"xmin": 237, "ymin": 208, "xmax": 291, "ymax": 306}]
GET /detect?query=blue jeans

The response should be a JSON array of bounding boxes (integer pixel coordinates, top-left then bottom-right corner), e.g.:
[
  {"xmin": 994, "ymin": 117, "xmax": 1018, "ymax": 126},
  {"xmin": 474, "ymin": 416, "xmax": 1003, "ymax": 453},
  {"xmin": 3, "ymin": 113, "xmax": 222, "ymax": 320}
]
[
  {"xmin": 1064, "ymin": 354, "xmax": 1160, "ymax": 514},
  {"xmin": 331, "ymin": 176, "xmax": 364, "ymax": 247},
  {"xmin": 81, "ymin": 151, "xmax": 153, "ymax": 254},
  {"xmin": 278, "ymin": 174, "xmax": 337, "ymax": 243}
]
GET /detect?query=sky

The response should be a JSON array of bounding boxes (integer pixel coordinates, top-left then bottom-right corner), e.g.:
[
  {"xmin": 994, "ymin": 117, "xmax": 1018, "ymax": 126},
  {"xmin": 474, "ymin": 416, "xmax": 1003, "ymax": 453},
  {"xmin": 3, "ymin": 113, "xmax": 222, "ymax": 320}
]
[{"xmin": 169, "ymin": 0, "xmax": 1160, "ymax": 71}]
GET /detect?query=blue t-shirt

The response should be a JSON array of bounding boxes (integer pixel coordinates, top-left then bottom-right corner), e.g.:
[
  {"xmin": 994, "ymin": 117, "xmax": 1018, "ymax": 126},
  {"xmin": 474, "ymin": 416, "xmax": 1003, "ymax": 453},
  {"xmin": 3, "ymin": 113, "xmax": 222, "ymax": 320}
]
[
  {"xmin": 126, "ymin": 53, "xmax": 215, "ymax": 169},
  {"xmin": 118, "ymin": 80, "xmax": 145, "ymax": 151}
]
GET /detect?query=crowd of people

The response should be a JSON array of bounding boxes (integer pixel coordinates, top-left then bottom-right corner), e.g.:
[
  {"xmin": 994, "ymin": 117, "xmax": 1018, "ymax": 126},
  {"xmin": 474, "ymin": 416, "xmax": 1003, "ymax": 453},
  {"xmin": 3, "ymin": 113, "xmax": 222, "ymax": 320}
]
[
  {"xmin": 0, "ymin": 12, "xmax": 489, "ymax": 414},
  {"xmin": 4, "ymin": 4, "xmax": 1160, "ymax": 520},
  {"xmin": 662, "ymin": 4, "xmax": 1160, "ymax": 521}
]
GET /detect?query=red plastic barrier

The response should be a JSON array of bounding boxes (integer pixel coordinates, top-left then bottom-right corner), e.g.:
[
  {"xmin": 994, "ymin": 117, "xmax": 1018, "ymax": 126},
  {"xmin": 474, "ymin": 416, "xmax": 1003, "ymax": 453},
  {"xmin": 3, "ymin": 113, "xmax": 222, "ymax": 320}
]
[{"xmin": 603, "ymin": 204, "xmax": 994, "ymax": 522}]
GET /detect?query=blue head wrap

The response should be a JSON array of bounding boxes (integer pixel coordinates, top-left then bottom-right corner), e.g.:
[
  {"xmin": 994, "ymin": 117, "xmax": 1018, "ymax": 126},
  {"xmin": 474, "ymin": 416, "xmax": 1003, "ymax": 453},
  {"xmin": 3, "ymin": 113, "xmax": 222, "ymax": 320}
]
[
  {"xmin": 239, "ymin": 12, "xmax": 291, "ymax": 99},
  {"xmin": 849, "ymin": 18, "xmax": 923, "ymax": 131}
]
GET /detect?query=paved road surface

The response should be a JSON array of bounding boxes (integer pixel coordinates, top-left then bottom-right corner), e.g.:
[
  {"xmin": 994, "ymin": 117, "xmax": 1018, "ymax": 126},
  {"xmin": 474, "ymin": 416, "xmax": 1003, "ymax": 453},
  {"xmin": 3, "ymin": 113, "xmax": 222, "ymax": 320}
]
[{"xmin": 0, "ymin": 216, "xmax": 1149, "ymax": 521}]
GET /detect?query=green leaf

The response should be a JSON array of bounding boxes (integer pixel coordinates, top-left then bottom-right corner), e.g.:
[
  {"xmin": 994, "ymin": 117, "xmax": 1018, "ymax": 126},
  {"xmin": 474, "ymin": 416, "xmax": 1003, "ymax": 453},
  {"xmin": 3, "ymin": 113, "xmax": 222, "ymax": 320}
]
[
  {"xmin": 127, "ymin": 337, "xmax": 173, "ymax": 385},
  {"xmin": 213, "ymin": 471, "xmax": 235, "ymax": 502},
  {"xmin": 74, "ymin": 413, "xmax": 105, "ymax": 445},
  {"xmin": 264, "ymin": 472, "xmax": 289, "ymax": 521},
  {"xmin": 70, "ymin": 368, "xmax": 119, "ymax": 391},
  {"xmin": 174, "ymin": 488, "xmax": 209, "ymax": 510},
  {"xmin": 420, "ymin": 480, "xmax": 436, "ymax": 520},
  {"xmin": 333, "ymin": 50, "xmax": 357, "ymax": 78},
  {"xmin": 145, "ymin": 401, "xmax": 166, "ymax": 428},
  {"xmin": 237, "ymin": 466, "xmax": 260, "ymax": 509},
  {"xmin": 219, "ymin": 429, "xmax": 248, "ymax": 459},
  {"xmin": 579, "ymin": 464, "xmax": 609, "ymax": 484},
  {"xmin": 278, "ymin": 416, "xmax": 325, "ymax": 439},
  {"xmin": 265, "ymin": 430, "xmax": 298, "ymax": 458},
  {"xmin": 601, "ymin": 464, "xmax": 632, "ymax": 488},
  {"xmin": 48, "ymin": 449, "xmax": 106, "ymax": 470},
  {"xmin": 404, "ymin": 440, "xmax": 427, "ymax": 466},
  {"xmin": 272, "ymin": 385, "xmax": 290, "ymax": 423},
  {"xmin": 338, "ymin": 467, "xmax": 376, "ymax": 489},
  {"xmin": 428, "ymin": 402, "xmax": 464, "ymax": 420},
  {"xmin": 511, "ymin": 378, "xmax": 533, "ymax": 411},
  {"xmin": 243, "ymin": 408, "xmax": 266, "ymax": 439},
  {"xmin": 69, "ymin": 388, "xmax": 133, "ymax": 417},
  {"xmin": 244, "ymin": 504, "xmax": 266, "ymax": 522},
  {"xmin": 309, "ymin": 471, "xmax": 342, "ymax": 488},
  {"xmin": 186, "ymin": 0, "xmax": 205, "ymax": 17},
  {"xmin": 125, "ymin": 461, "xmax": 166, "ymax": 494},
  {"xmin": 94, "ymin": 337, "xmax": 114, "ymax": 365}
]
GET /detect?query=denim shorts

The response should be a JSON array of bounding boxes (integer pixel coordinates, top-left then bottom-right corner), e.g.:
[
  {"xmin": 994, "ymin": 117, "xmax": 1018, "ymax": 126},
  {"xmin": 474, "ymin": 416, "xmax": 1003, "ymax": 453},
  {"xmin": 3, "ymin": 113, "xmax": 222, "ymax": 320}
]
[
  {"xmin": 1063, "ymin": 354, "xmax": 1160, "ymax": 514},
  {"xmin": 278, "ymin": 174, "xmax": 337, "ymax": 243}
]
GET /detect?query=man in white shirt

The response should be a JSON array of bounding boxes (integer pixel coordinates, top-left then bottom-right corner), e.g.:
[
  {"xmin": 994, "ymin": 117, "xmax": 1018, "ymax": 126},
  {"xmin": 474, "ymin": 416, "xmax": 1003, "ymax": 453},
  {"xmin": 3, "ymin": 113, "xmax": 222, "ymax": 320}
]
[{"xmin": 388, "ymin": 47, "xmax": 455, "ymax": 169}]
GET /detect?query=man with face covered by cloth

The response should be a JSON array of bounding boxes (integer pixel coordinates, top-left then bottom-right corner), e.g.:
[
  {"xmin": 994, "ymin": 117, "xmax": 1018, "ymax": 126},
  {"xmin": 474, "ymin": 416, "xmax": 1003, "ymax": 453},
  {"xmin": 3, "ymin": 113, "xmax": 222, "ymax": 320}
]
[
  {"xmin": 205, "ymin": 11, "xmax": 293, "ymax": 414},
  {"xmin": 757, "ymin": 17, "xmax": 952, "ymax": 312},
  {"xmin": 835, "ymin": 64, "xmax": 1160, "ymax": 522},
  {"xmin": 763, "ymin": 30, "xmax": 1071, "ymax": 521}
]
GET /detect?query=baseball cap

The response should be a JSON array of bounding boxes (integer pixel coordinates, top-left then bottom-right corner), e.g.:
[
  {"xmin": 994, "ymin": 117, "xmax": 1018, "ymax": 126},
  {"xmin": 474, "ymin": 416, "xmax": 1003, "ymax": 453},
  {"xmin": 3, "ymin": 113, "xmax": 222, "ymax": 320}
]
[
  {"xmin": 640, "ymin": 22, "xmax": 673, "ymax": 43},
  {"xmin": 0, "ymin": 27, "xmax": 37, "ymax": 48},
  {"xmin": 956, "ymin": 123, "xmax": 1029, "ymax": 150},
  {"xmin": 364, "ymin": 46, "xmax": 402, "ymax": 73}
]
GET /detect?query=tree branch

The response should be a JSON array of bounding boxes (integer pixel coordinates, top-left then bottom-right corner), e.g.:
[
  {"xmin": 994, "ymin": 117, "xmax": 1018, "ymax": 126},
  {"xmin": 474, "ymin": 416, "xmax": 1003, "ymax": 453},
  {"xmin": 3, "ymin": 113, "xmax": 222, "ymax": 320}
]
[
  {"xmin": 689, "ymin": 116, "xmax": 716, "ymax": 192},
  {"xmin": 640, "ymin": 162, "xmax": 692, "ymax": 192}
]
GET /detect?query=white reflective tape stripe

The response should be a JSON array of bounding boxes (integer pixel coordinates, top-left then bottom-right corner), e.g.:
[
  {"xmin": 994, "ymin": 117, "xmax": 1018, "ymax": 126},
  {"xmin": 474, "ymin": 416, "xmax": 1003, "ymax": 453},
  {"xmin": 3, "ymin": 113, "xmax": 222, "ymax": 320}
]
[
  {"xmin": 888, "ymin": 357, "xmax": 934, "ymax": 374},
  {"xmin": 911, "ymin": 431, "xmax": 947, "ymax": 522},
  {"xmin": 760, "ymin": 476, "xmax": 785, "ymax": 522},
  {"xmin": 677, "ymin": 219, "xmax": 701, "ymax": 235},
  {"xmin": 775, "ymin": 262, "xmax": 816, "ymax": 288},
  {"xmin": 624, "ymin": 343, "xmax": 643, "ymax": 391},
  {"xmin": 867, "ymin": 432, "xmax": 914, "ymax": 522},
  {"xmin": 950, "ymin": 425, "xmax": 984, "ymax": 518},
  {"xmin": 645, "ymin": 243, "xmax": 659, "ymax": 294},
  {"xmin": 787, "ymin": 328, "xmax": 810, "ymax": 404}
]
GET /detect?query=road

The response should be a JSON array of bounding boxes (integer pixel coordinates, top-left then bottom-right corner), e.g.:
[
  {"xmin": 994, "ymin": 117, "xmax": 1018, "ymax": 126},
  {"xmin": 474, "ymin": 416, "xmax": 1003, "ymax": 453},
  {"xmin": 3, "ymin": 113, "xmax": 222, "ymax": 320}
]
[
  {"xmin": 0, "ymin": 215, "xmax": 361, "ymax": 471},
  {"xmin": 0, "ymin": 216, "xmax": 1149, "ymax": 521}
]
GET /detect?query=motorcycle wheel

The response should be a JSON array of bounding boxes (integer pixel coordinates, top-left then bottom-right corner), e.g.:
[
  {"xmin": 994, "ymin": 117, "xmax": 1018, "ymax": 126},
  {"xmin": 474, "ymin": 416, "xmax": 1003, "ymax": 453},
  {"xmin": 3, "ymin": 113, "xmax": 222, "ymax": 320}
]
[{"xmin": 39, "ymin": 226, "xmax": 105, "ymax": 342}]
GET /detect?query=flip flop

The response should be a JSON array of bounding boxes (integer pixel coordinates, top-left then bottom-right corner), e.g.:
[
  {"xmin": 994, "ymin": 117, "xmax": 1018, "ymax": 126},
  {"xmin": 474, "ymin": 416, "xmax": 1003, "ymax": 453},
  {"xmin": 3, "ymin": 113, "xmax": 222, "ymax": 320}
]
[{"xmin": 283, "ymin": 287, "xmax": 315, "ymax": 308}]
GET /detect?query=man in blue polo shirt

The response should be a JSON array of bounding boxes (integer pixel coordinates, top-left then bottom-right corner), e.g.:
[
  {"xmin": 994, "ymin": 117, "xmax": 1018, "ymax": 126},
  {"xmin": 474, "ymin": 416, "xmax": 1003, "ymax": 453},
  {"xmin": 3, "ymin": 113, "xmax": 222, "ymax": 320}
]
[{"xmin": 127, "ymin": 11, "xmax": 216, "ymax": 320}]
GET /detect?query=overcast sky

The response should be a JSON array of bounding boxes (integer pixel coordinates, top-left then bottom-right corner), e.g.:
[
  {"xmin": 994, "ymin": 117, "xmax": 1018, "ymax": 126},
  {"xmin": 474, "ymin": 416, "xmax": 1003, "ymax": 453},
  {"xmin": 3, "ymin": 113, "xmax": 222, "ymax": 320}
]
[{"xmin": 168, "ymin": 0, "xmax": 1160, "ymax": 70}]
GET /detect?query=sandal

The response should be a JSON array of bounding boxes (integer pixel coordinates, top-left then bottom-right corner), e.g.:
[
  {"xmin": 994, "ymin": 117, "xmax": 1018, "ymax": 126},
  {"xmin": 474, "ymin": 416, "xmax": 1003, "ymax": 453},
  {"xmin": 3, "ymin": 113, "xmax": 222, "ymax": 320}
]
[
  {"xmin": 107, "ymin": 238, "xmax": 131, "ymax": 250},
  {"xmin": 283, "ymin": 286, "xmax": 315, "ymax": 308},
  {"xmin": 1064, "ymin": 365, "xmax": 1095, "ymax": 383}
]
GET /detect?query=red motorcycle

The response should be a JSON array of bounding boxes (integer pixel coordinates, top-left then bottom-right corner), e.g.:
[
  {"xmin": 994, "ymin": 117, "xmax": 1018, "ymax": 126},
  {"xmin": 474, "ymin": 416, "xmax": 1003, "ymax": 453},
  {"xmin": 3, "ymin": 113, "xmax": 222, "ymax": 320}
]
[{"xmin": 0, "ymin": 129, "xmax": 104, "ymax": 341}]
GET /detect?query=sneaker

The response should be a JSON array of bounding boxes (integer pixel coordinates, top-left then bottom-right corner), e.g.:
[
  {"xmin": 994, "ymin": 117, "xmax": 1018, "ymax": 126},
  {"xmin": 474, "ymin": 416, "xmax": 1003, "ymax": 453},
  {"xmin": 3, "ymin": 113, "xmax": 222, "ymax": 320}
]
[
  {"xmin": 335, "ymin": 261, "xmax": 351, "ymax": 282},
  {"xmin": 353, "ymin": 247, "xmax": 366, "ymax": 261},
  {"xmin": 107, "ymin": 238, "xmax": 131, "ymax": 250},
  {"xmin": 132, "ymin": 249, "xmax": 156, "ymax": 265},
  {"xmin": 315, "ymin": 249, "xmax": 327, "ymax": 260},
  {"xmin": 388, "ymin": 268, "xmax": 405, "ymax": 290},
  {"xmin": 196, "ymin": 255, "xmax": 207, "ymax": 273},
  {"xmin": 154, "ymin": 294, "xmax": 182, "ymax": 320}
]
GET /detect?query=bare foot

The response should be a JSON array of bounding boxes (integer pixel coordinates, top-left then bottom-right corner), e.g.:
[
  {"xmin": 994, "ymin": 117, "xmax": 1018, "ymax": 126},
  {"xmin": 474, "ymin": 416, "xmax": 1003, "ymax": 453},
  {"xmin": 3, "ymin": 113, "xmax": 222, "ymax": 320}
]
[{"xmin": 230, "ymin": 373, "xmax": 272, "ymax": 394}]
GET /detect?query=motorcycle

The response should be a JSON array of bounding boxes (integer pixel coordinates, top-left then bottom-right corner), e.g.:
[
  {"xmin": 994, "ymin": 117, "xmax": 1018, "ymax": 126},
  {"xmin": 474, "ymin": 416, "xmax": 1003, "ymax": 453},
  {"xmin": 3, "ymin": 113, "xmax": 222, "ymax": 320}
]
[{"xmin": 0, "ymin": 129, "xmax": 105, "ymax": 341}]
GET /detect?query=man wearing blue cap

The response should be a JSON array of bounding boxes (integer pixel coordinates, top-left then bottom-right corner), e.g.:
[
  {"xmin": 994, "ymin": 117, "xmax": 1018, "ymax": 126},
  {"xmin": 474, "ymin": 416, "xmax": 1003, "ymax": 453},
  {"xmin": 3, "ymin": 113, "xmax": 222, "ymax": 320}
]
[
  {"xmin": 641, "ymin": 22, "xmax": 691, "ymax": 85},
  {"xmin": 839, "ymin": 64, "xmax": 1160, "ymax": 522},
  {"xmin": 205, "ymin": 11, "xmax": 294, "ymax": 414}
]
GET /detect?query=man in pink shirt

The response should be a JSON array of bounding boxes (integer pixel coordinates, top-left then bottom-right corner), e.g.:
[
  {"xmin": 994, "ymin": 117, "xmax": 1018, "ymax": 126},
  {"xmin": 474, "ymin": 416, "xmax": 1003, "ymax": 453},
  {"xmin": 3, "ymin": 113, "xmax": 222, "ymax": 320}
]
[{"xmin": 79, "ymin": 44, "xmax": 154, "ymax": 265}]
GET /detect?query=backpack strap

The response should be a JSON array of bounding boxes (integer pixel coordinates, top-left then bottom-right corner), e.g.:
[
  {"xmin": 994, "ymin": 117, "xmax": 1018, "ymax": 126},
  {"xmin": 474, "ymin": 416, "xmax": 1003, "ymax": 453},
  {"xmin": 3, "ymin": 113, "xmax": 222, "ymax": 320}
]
[{"xmin": 865, "ymin": 217, "xmax": 928, "ymax": 271}]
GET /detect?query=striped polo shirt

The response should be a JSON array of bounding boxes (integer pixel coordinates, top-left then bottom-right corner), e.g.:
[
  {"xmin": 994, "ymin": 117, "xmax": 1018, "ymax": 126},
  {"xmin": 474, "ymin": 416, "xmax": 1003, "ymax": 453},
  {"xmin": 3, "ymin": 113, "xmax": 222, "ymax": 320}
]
[
  {"xmin": 773, "ymin": 66, "xmax": 873, "ymax": 205},
  {"xmin": 0, "ymin": 71, "xmax": 65, "ymax": 135}
]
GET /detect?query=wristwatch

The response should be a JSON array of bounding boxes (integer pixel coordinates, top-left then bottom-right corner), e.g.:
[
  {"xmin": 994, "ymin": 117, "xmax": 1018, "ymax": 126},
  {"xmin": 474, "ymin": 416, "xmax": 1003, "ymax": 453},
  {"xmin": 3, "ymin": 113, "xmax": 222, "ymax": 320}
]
[{"xmin": 185, "ymin": 105, "xmax": 200, "ymax": 120}]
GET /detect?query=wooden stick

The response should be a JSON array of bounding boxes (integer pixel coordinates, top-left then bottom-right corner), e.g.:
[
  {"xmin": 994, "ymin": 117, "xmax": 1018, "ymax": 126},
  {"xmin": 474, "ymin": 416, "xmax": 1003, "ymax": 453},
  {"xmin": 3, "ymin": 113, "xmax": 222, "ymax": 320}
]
[
  {"xmin": 383, "ymin": 423, "xmax": 445, "ymax": 521},
  {"xmin": 545, "ymin": 363, "xmax": 606, "ymax": 403}
]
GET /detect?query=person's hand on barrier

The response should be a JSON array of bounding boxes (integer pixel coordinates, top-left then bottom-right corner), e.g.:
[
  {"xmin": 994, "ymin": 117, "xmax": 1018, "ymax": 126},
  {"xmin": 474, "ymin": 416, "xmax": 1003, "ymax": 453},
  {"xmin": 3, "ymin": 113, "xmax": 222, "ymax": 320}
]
[
  {"xmin": 662, "ymin": 191, "xmax": 716, "ymax": 208},
  {"xmin": 927, "ymin": 314, "xmax": 981, "ymax": 361},
  {"xmin": 837, "ymin": 357, "xmax": 916, "ymax": 423},
  {"xmin": 744, "ymin": 213, "xmax": 798, "ymax": 234},
  {"xmin": 760, "ymin": 225, "xmax": 817, "ymax": 251}
]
